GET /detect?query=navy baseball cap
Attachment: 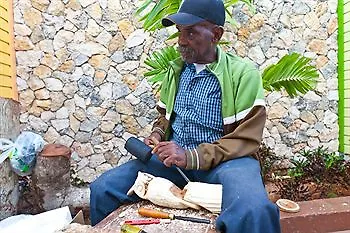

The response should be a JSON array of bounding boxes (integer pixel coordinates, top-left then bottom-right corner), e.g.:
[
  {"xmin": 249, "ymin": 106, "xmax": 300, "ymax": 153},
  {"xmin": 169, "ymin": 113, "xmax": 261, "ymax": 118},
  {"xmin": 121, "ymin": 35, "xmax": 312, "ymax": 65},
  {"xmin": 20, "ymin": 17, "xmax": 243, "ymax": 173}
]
[{"xmin": 162, "ymin": 0, "xmax": 225, "ymax": 27}]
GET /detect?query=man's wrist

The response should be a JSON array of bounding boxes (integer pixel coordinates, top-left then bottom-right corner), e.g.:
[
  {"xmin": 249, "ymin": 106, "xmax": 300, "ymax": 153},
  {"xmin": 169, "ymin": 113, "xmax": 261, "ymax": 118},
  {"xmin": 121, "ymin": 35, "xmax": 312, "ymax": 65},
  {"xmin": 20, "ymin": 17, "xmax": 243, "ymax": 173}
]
[
  {"xmin": 150, "ymin": 131, "xmax": 162, "ymax": 142},
  {"xmin": 152, "ymin": 127, "xmax": 165, "ymax": 140},
  {"xmin": 185, "ymin": 149, "xmax": 200, "ymax": 170}
]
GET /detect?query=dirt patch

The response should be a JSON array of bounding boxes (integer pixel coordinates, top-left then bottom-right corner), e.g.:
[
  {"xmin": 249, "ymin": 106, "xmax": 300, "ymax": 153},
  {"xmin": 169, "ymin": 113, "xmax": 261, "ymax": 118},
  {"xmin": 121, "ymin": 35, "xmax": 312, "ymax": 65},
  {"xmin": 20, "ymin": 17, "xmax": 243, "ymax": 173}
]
[{"xmin": 258, "ymin": 145, "xmax": 350, "ymax": 202}]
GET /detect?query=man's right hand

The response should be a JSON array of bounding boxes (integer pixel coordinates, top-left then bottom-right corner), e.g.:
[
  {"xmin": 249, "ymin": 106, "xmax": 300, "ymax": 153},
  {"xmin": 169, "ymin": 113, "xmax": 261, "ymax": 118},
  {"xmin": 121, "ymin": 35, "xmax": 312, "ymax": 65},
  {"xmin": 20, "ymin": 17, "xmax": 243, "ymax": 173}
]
[{"xmin": 144, "ymin": 132, "xmax": 162, "ymax": 147}]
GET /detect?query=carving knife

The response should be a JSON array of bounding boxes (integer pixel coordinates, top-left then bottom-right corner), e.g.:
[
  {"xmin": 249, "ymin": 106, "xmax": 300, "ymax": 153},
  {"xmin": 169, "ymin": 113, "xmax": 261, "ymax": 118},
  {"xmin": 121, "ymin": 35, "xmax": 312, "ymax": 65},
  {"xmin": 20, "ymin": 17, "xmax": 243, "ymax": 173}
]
[{"xmin": 138, "ymin": 207, "xmax": 211, "ymax": 224}]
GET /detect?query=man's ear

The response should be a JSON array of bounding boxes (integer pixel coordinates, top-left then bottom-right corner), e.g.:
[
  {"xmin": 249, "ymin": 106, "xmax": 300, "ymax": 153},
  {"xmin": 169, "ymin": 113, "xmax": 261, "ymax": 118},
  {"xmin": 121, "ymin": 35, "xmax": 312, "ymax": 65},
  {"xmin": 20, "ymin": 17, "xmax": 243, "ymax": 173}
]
[{"xmin": 212, "ymin": 26, "xmax": 224, "ymax": 43}]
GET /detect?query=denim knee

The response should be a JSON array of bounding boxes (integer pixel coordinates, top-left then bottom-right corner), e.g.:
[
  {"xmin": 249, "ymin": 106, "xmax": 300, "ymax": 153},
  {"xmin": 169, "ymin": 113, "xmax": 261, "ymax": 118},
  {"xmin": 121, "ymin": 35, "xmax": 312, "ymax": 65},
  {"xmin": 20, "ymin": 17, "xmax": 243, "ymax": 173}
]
[{"xmin": 90, "ymin": 177, "xmax": 105, "ymax": 200}]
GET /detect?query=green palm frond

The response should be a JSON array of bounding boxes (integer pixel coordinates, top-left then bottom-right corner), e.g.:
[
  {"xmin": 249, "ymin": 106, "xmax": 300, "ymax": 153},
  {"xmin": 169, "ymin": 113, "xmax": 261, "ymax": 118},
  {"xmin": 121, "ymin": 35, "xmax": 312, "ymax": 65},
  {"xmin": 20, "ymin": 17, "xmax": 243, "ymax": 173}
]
[
  {"xmin": 144, "ymin": 46, "xmax": 180, "ymax": 85},
  {"xmin": 262, "ymin": 53, "xmax": 319, "ymax": 98},
  {"xmin": 136, "ymin": 0, "xmax": 181, "ymax": 31},
  {"xmin": 166, "ymin": 31, "xmax": 179, "ymax": 40}
]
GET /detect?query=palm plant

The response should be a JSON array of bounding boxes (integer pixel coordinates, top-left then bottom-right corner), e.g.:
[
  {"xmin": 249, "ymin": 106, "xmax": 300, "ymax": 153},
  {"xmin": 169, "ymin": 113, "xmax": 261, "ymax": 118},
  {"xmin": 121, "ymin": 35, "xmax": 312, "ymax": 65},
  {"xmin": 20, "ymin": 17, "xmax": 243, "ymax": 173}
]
[
  {"xmin": 262, "ymin": 53, "xmax": 318, "ymax": 97},
  {"xmin": 144, "ymin": 47, "xmax": 318, "ymax": 97},
  {"xmin": 138, "ymin": 0, "xmax": 318, "ymax": 97},
  {"xmin": 144, "ymin": 46, "xmax": 180, "ymax": 84},
  {"xmin": 135, "ymin": 0, "xmax": 181, "ymax": 31}
]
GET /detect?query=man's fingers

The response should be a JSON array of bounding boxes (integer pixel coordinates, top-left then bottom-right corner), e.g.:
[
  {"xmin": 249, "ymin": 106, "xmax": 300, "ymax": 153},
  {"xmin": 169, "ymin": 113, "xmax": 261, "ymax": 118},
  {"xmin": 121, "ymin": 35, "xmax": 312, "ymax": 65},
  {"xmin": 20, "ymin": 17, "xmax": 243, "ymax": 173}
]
[
  {"xmin": 158, "ymin": 152, "xmax": 170, "ymax": 162},
  {"xmin": 158, "ymin": 141, "xmax": 173, "ymax": 146},
  {"xmin": 157, "ymin": 146, "xmax": 175, "ymax": 163},
  {"xmin": 163, "ymin": 156, "xmax": 174, "ymax": 167},
  {"xmin": 145, "ymin": 133, "xmax": 162, "ymax": 148},
  {"xmin": 157, "ymin": 147, "xmax": 172, "ymax": 157},
  {"xmin": 144, "ymin": 138, "xmax": 151, "ymax": 146},
  {"xmin": 152, "ymin": 141, "xmax": 173, "ymax": 153},
  {"xmin": 152, "ymin": 141, "xmax": 185, "ymax": 167},
  {"xmin": 163, "ymin": 153, "xmax": 186, "ymax": 168},
  {"xmin": 150, "ymin": 137, "xmax": 160, "ymax": 145},
  {"xmin": 173, "ymin": 158, "xmax": 182, "ymax": 167}
]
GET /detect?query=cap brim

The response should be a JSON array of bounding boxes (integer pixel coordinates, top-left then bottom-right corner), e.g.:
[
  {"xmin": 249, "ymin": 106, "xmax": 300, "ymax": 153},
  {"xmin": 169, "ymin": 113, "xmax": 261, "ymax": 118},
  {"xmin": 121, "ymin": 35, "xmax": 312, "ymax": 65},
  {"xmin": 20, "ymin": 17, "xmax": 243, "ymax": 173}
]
[{"xmin": 162, "ymin": 12, "xmax": 205, "ymax": 27}]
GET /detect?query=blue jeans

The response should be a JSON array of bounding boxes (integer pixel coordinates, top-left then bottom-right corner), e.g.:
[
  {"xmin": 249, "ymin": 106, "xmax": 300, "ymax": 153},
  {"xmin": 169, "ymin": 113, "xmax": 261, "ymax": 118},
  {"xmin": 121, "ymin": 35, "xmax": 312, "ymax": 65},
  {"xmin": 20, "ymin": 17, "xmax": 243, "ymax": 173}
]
[{"xmin": 90, "ymin": 156, "xmax": 281, "ymax": 233}]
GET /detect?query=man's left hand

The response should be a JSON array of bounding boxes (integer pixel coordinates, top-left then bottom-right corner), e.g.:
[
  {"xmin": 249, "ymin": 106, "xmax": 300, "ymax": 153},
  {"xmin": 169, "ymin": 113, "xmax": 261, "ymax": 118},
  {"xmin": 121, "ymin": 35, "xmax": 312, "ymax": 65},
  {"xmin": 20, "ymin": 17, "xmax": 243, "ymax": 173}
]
[{"xmin": 152, "ymin": 141, "xmax": 187, "ymax": 168}]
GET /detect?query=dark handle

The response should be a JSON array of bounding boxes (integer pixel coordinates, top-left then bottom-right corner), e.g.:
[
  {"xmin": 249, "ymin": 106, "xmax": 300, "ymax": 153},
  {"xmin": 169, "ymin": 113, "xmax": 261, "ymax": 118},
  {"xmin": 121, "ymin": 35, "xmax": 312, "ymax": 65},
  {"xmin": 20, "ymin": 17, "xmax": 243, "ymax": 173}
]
[
  {"xmin": 124, "ymin": 137, "xmax": 153, "ymax": 163},
  {"xmin": 175, "ymin": 215, "xmax": 211, "ymax": 224}
]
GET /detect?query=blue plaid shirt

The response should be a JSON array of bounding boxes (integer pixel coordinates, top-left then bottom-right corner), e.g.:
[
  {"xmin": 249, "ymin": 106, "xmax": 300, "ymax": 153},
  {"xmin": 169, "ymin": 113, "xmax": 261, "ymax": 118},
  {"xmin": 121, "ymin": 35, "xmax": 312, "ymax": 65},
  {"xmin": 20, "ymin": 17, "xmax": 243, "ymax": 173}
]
[{"xmin": 170, "ymin": 63, "xmax": 224, "ymax": 149}]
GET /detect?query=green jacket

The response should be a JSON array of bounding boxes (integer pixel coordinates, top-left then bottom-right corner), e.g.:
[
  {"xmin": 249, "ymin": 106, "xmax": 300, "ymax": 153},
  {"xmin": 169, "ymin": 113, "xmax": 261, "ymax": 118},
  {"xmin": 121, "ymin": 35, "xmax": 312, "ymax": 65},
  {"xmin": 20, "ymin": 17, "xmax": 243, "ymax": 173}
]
[{"xmin": 153, "ymin": 47, "xmax": 267, "ymax": 170}]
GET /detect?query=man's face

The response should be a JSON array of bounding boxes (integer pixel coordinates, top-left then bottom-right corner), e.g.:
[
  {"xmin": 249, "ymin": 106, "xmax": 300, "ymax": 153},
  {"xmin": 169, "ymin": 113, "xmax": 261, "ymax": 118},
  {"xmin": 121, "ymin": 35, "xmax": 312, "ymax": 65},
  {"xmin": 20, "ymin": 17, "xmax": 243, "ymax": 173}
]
[{"xmin": 176, "ymin": 22, "xmax": 220, "ymax": 64}]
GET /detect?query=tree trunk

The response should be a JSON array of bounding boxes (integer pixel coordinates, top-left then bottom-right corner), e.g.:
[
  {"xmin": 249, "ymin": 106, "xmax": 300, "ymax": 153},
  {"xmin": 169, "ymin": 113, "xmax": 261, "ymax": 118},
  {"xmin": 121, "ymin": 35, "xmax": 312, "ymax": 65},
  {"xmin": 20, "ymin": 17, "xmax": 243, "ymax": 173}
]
[{"xmin": 0, "ymin": 97, "xmax": 20, "ymax": 220}]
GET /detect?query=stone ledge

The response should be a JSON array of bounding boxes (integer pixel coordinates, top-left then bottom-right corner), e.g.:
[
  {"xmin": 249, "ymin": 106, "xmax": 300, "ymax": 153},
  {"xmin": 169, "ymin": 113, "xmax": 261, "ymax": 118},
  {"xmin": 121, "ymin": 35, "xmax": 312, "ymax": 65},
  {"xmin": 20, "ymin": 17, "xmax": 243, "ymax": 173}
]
[{"xmin": 280, "ymin": 196, "xmax": 350, "ymax": 233}]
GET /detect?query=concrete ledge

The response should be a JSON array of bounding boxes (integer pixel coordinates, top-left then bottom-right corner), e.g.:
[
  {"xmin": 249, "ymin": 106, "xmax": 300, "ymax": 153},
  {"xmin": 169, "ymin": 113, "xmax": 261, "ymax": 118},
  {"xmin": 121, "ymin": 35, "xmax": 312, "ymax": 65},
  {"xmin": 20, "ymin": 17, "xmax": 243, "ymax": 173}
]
[{"xmin": 280, "ymin": 196, "xmax": 350, "ymax": 233}]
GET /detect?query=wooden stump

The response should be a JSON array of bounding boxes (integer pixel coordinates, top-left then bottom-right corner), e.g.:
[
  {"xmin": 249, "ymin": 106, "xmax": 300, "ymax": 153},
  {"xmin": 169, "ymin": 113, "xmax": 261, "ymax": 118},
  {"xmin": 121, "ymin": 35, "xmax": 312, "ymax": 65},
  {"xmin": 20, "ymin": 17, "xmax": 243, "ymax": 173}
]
[
  {"xmin": 32, "ymin": 154, "xmax": 71, "ymax": 211},
  {"xmin": 18, "ymin": 144, "xmax": 72, "ymax": 213},
  {"xmin": 0, "ymin": 98, "xmax": 20, "ymax": 220}
]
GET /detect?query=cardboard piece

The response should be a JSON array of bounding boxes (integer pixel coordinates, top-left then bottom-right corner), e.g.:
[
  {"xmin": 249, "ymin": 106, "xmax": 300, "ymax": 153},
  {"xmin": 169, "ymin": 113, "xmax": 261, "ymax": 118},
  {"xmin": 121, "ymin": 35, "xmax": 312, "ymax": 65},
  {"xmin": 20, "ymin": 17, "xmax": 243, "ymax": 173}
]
[{"xmin": 71, "ymin": 210, "xmax": 85, "ymax": 225}]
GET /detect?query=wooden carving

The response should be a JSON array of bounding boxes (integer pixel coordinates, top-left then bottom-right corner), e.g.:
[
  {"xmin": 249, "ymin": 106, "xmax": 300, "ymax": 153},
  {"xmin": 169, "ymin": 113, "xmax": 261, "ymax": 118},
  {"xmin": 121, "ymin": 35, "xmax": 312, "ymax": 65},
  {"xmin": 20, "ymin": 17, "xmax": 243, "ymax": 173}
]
[
  {"xmin": 183, "ymin": 182, "xmax": 222, "ymax": 214},
  {"xmin": 127, "ymin": 172, "xmax": 200, "ymax": 210}
]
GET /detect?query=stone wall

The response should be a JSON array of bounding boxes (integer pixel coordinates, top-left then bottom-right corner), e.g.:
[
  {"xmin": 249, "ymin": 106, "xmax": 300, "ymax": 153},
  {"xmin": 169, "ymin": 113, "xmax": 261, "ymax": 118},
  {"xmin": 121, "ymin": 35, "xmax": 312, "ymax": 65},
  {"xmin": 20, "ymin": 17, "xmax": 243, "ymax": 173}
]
[{"xmin": 14, "ymin": 0, "xmax": 338, "ymax": 183}]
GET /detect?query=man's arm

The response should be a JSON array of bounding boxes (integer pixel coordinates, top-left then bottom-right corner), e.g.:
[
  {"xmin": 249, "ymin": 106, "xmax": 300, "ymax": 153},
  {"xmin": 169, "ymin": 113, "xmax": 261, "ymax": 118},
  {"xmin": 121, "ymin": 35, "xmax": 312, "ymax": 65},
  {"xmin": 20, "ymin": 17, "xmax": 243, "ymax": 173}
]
[{"xmin": 144, "ymin": 105, "xmax": 169, "ymax": 145}]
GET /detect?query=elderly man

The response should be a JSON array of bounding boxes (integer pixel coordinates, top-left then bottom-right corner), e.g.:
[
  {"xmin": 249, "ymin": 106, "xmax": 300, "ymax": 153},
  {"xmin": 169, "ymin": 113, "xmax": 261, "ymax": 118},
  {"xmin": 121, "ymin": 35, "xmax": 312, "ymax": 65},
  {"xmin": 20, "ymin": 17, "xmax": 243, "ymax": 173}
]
[{"xmin": 90, "ymin": 0, "xmax": 281, "ymax": 232}]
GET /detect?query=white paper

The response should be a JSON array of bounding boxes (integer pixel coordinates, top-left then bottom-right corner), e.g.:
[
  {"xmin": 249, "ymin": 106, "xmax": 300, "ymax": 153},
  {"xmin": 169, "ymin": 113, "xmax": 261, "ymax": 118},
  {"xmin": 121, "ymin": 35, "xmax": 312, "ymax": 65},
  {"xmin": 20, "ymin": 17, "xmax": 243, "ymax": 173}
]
[{"xmin": 0, "ymin": 206, "xmax": 72, "ymax": 233}]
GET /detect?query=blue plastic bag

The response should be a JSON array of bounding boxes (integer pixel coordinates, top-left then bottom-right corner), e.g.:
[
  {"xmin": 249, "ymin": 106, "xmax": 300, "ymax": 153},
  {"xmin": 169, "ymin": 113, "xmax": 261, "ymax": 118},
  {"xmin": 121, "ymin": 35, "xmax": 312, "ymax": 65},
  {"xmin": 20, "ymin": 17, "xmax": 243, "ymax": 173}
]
[{"xmin": 0, "ymin": 131, "xmax": 45, "ymax": 176}]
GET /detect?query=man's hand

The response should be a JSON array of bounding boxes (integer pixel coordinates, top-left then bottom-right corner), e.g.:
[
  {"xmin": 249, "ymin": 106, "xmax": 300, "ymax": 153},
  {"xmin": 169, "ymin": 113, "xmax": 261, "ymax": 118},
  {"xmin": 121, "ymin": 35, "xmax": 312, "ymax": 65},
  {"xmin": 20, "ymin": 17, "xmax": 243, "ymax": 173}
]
[
  {"xmin": 144, "ymin": 132, "xmax": 162, "ymax": 147},
  {"xmin": 152, "ymin": 141, "xmax": 187, "ymax": 168}
]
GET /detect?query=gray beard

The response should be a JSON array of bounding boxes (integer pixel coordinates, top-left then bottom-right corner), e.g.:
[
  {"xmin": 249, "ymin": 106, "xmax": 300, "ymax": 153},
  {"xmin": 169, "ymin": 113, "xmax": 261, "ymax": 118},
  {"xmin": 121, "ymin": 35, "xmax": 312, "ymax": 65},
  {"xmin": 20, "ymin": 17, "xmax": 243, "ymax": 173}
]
[{"xmin": 178, "ymin": 46, "xmax": 196, "ymax": 62}]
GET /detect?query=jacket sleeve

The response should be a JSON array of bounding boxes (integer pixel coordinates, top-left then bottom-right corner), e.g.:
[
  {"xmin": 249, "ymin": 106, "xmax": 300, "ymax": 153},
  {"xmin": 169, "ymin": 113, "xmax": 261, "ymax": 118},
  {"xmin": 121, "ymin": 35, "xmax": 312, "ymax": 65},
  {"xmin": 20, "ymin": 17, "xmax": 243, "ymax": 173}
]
[
  {"xmin": 185, "ymin": 106, "xmax": 266, "ymax": 170},
  {"xmin": 151, "ymin": 105, "xmax": 169, "ymax": 141}
]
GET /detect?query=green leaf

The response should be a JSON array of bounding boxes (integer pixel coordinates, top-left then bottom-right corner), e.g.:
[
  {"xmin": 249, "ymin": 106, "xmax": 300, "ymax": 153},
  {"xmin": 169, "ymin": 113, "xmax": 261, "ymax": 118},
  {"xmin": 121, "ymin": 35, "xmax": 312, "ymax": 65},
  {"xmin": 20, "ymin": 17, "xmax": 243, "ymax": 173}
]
[
  {"xmin": 136, "ymin": 0, "xmax": 181, "ymax": 32},
  {"xmin": 225, "ymin": 11, "xmax": 238, "ymax": 26},
  {"xmin": 144, "ymin": 69, "xmax": 163, "ymax": 76},
  {"xmin": 144, "ymin": 46, "xmax": 180, "ymax": 85},
  {"xmin": 166, "ymin": 31, "xmax": 179, "ymax": 40},
  {"xmin": 262, "ymin": 53, "xmax": 319, "ymax": 98},
  {"xmin": 135, "ymin": 0, "xmax": 154, "ymax": 16}
]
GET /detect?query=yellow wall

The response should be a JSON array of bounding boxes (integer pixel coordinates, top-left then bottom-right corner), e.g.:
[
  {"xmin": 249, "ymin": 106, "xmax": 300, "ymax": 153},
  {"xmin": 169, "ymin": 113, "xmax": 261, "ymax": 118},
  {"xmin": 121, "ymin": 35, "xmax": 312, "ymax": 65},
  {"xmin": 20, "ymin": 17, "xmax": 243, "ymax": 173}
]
[
  {"xmin": 344, "ymin": 0, "xmax": 350, "ymax": 153},
  {"xmin": 0, "ymin": 0, "xmax": 17, "ymax": 100}
]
